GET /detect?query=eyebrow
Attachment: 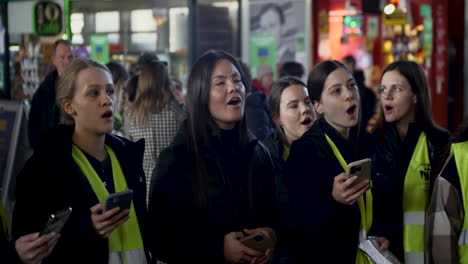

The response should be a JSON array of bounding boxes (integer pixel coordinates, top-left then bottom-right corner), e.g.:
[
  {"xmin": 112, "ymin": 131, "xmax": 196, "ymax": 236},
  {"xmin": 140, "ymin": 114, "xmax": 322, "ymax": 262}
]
[
  {"xmin": 211, "ymin": 73, "xmax": 240, "ymax": 81},
  {"xmin": 326, "ymin": 78, "xmax": 355, "ymax": 90}
]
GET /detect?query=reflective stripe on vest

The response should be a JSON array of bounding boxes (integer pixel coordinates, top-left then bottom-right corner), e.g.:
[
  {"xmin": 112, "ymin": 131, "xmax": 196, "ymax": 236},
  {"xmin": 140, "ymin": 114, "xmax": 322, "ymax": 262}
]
[
  {"xmin": 72, "ymin": 145, "xmax": 147, "ymax": 264},
  {"xmin": 403, "ymin": 132, "xmax": 430, "ymax": 264},
  {"xmin": 452, "ymin": 141, "xmax": 468, "ymax": 263},
  {"xmin": 325, "ymin": 134, "xmax": 373, "ymax": 264}
]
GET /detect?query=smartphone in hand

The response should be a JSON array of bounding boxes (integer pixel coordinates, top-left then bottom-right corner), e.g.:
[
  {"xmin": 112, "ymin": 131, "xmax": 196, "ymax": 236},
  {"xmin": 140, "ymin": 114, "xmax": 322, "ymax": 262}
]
[
  {"xmin": 41, "ymin": 207, "xmax": 72, "ymax": 235},
  {"xmin": 240, "ymin": 232, "xmax": 274, "ymax": 252},
  {"xmin": 348, "ymin": 158, "xmax": 371, "ymax": 184},
  {"xmin": 104, "ymin": 189, "xmax": 133, "ymax": 212}
]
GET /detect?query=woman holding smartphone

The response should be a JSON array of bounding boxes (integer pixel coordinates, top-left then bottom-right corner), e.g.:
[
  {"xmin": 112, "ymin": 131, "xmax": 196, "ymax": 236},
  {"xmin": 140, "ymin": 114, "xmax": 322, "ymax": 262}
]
[
  {"xmin": 284, "ymin": 60, "xmax": 387, "ymax": 263},
  {"xmin": 371, "ymin": 61, "xmax": 449, "ymax": 263},
  {"xmin": 13, "ymin": 58, "xmax": 148, "ymax": 263},
  {"xmin": 148, "ymin": 50, "xmax": 278, "ymax": 264}
]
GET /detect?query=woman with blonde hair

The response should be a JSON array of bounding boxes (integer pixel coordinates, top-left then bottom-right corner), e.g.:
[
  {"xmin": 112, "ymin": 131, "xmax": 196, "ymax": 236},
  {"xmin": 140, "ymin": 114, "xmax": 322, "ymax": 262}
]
[
  {"xmin": 125, "ymin": 60, "xmax": 184, "ymax": 205},
  {"xmin": 13, "ymin": 58, "xmax": 148, "ymax": 263}
]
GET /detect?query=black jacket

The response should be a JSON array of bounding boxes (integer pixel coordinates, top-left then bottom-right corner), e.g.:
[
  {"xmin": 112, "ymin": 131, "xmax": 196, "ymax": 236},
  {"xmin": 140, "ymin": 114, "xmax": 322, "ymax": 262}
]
[
  {"xmin": 370, "ymin": 122, "xmax": 450, "ymax": 260},
  {"xmin": 13, "ymin": 125, "xmax": 148, "ymax": 263},
  {"xmin": 148, "ymin": 123, "xmax": 278, "ymax": 263},
  {"xmin": 28, "ymin": 70, "xmax": 61, "ymax": 149},
  {"xmin": 284, "ymin": 117, "xmax": 372, "ymax": 263},
  {"xmin": 245, "ymin": 90, "xmax": 275, "ymax": 141}
]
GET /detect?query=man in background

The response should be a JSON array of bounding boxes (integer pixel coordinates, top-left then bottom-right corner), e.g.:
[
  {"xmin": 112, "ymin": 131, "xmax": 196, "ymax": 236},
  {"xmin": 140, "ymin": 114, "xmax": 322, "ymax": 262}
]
[{"xmin": 28, "ymin": 39, "xmax": 74, "ymax": 149}]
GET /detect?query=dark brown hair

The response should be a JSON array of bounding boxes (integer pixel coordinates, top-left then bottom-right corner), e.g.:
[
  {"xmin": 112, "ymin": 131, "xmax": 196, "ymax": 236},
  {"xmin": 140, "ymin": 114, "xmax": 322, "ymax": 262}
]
[
  {"xmin": 186, "ymin": 50, "xmax": 250, "ymax": 207},
  {"xmin": 379, "ymin": 60, "xmax": 436, "ymax": 132},
  {"xmin": 269, "ymin": 76, "xmax": 307, "ymax": 143}
]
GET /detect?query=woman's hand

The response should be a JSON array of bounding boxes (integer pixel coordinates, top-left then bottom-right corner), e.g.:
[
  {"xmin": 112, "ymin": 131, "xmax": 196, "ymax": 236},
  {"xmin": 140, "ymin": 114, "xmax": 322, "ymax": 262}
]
[
  {"xmin": 90, "ymin": 203, "xmax": 129, "ymax": 238},
  {"xmin": 332, "ymin": 173, "xmax": 369, "ymax": 205},
  {"xmin": 376, "ymin": 236, "xmax": 390, "ymax": 252},
  {"xmin": 223, "ymin": 231, "xmax": 264, "ymax": 263},
  {"xmin": 243, "ymin": 227, "xmax": 276, "ymax": 264},
  {"xmin": 15, "ymin": 232, "xmax": 60, "ymax": 264}
]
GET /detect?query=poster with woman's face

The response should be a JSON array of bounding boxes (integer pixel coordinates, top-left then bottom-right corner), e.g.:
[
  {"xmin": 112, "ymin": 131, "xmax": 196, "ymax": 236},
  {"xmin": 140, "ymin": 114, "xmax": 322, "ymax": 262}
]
[{"xmin": 250, "ymin": 1, "xmax": 306, "ymax": 65}]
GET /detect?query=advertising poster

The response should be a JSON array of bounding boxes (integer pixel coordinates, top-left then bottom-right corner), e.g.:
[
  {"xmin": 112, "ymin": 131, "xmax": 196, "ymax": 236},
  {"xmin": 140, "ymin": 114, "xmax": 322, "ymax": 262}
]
[
  {"xmin": 250, "ymin": 1, "xmax": 306, "ymax": 65},
  {"xmin": 90, "ymin": 34, "xmax": 109, "ymax": 64},
  {"xmin": 250, "ymin": 34, "xmax": 276, "ymax": 79}
]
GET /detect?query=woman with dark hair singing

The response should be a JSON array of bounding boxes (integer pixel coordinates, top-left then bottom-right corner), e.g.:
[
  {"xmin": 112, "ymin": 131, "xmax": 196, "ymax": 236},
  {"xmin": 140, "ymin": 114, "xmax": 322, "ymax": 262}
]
[{"xmin": 148, "ymin": 50, "xmax": 278, "ymax": 263}]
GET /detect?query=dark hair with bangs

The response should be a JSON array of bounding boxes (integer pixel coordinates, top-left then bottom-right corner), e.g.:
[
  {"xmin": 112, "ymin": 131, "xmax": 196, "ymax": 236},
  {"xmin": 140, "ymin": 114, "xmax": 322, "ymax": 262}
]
[{"xmin": 185, "ymin": 50, "xmax": 250, "ymax": 207}]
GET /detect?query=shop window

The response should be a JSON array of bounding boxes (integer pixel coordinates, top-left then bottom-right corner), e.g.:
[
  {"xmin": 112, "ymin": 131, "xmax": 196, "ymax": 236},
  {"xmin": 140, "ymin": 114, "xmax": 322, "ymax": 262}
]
[
  {"xmin": 95, "ymin": 11, "xmax": 119, "ymax": 33},
  {"xmin": 131, "ymin": 33, "xmax": 157, "ymax": 52},
  {"xmin": 71, "ymin": 13, "xmax": 84, "ymax": 34},
  {"xmin": 131, "ymin": 9, "xmax": 157, "ymax": 32}
]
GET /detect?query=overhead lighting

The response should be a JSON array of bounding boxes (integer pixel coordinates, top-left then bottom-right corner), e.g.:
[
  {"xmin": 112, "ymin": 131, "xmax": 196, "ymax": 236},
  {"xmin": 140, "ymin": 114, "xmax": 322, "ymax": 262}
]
[{"xmin": 384, "ymin": 4, "xmax": 396, "ymax": 15}]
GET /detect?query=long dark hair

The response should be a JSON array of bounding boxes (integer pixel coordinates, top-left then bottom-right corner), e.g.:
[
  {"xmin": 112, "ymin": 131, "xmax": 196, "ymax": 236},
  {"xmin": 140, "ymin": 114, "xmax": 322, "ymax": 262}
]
[
  {"xmin": 186, "ymin": 50, "xmax": 250, "ymax": 207},
  {"xmin": 270, "ymin": 76, "xmax": 307, "ymax": 144},
  {"xmin": 379, "ymin": 60, "xmax": 437, "ymax": 132}
]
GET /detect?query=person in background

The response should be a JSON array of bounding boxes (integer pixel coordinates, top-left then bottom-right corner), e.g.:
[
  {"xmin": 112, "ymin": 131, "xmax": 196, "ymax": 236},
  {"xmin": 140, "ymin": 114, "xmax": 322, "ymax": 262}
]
[
  {"xmin": 106, "ymin": 61, "xmax": 130, "ymax": 135},
  {"xmin": 148, "ymin": 50, "xmax": 278, "ymax": 263},
  {"xmin": 263, "ymin": 76, "xmax": 317, "ymax": 264},
  {"xmin": 171, "ymin": 79, "xmax": 186, "ymax": 104},
  {"xmin": 14, "ymin": 58, "xmax": 148, "ymax": 263},
  {"xmin": 246, "ymin": 64, "xmax": 275, "ymax": 140},
  {"xmin": 285, "ymin": 60, "xmax": 387, "ymax": 263},
  {"xmin": 252, "ymin": 64, "xmax": 274, "ymax": 96},
  {"xmin": 343, "ymin": 55, "xmax": 376, "ymax": 132},
  {"xmin": 427, "ymin": 118, "xmax": 468, "ymax": 264},
  {"xmin": 120, "ymin": 75, "xmax": 139, "ymax": 114},
  {"xmin": 28, "ymin": 39, "xmax": 74, "ymax": 149},
  {"xmin": 125, "ymin": 60, "xmax": 184, "ymax": 205},
  {"xmin": 279, "ymin": 62, "xmax": 305, "ymax": 79},
  {"xmin": 371, "ymin": 61, "xmax": 450, "ymax": 263}
]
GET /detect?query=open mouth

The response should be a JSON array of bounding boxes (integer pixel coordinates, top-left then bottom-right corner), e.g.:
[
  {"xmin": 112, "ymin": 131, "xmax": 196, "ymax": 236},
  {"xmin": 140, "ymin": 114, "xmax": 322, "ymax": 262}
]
[
  {"xmin": 346, "ymin": 104, "xmax": 357, "ymax": 115},
  {"xmin": 227, "ymin": 97, "xmax": 241, "ymax": 106},
  {"xmin": 384, "ymin": 105, "xmax": 393, "ymax": 112},
  {"xmin": 301, "ymin": 117, "xmax": 312, "ymax": 125},
  {"xmin": 102, "ymin": 111, "xmax": 113, "ymax": 118}
]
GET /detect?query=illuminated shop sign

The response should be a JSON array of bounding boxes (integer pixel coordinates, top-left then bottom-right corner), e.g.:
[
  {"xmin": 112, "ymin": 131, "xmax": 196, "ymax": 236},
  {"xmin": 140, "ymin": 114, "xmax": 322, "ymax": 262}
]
[
  {"xmin": 343, "ymin": 15, "xmax": 363, "ymax": 37},
  {"xmin": 33, "ymin": 1, "xmax": 62, "ymax": 35}
]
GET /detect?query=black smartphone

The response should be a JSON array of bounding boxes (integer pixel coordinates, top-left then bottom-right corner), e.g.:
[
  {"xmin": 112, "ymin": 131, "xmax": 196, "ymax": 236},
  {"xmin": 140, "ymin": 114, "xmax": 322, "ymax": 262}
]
[
  {"xmin": 104, "ymin": 189, "xmax": 133, "ymax": 212},
  {"xmin": 41, "ymin": 207, "xmax": 72, "ymax": 235}
]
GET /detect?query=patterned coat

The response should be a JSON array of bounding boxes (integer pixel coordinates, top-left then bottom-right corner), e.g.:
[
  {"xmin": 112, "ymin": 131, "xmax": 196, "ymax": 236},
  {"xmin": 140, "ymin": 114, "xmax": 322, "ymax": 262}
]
[{"xmin": 125, "ymin": 100, "xmax": 184, "ymax": 205}]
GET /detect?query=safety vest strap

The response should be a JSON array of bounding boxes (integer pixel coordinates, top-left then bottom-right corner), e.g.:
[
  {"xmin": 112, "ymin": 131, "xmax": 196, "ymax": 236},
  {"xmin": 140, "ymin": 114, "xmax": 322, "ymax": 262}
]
[
  {"xmin": 403, "ymin": 132, "xmax": 430, "ymax": 263},
  {"xmin": 72, "ymin": 145, "xmax": 146, "ymax": 263},
  {"xmin": 451, "ymin": 141, "xmax": 468, "ymax": 262},
  {"xmin": 324, "ymin": 134, "xmax": 373, "ymax": 264}
]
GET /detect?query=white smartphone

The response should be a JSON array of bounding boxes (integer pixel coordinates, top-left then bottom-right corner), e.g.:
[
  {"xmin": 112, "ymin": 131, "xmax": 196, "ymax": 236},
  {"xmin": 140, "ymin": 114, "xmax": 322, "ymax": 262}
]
[
  {"xmin": 104, "ymin": 189, "xmax": 133, "ymax": 212},
  {"xmin": 348, "ymin": 158, "xmax": 372, "ymax": 182},
  {"xmin": 41, "ymin": 207, "xmax": 72, "ymax": 235}
]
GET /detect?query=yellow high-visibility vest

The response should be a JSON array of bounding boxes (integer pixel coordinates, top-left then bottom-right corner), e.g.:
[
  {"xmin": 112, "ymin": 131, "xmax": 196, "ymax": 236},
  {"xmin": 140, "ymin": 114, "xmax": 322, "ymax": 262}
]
[
  {"xmin": 72, "ymin": 144, "xmax": 146, "ymax": 264},
  {"xmin": 403, "ymin": 132, "xmax": 430, "ymax": 264},
  {"xmin": 451, "ymin": 141, "xmax": 468, "ymax": 263},
  {"xmin": 325, "ymin": 134, "xmax": 373, "ymax": 264}
]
